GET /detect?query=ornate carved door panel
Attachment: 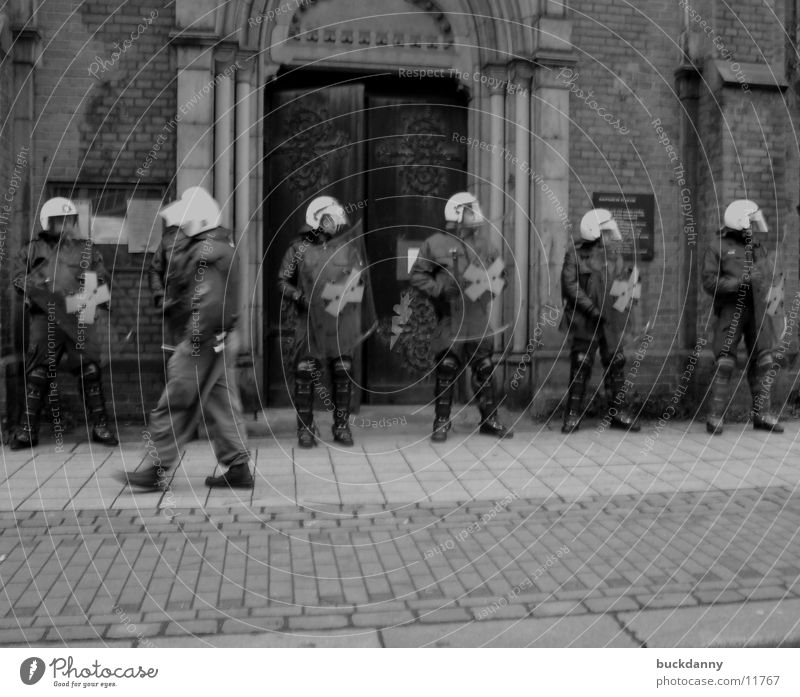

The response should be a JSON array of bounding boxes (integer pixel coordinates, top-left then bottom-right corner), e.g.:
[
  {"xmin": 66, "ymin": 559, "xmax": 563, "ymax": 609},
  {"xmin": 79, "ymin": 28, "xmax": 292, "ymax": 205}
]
[
  {"xmin": 364, "ymin": 93, "xmax": 467, "ymax": 402},
  {"xmin": 265, "ymin": 85, "xmax": 365, "ymax": 405},
  {"xmin": 264, "ymin": 81, "xmax": 467, "ymax": 405}
]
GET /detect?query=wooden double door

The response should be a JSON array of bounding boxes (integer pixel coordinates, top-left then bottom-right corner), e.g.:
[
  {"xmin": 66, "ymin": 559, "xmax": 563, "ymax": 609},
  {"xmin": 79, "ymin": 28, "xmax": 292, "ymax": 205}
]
[{"xmin": 264, "ymin": 77, "xmax": 467, "ymax": 405}]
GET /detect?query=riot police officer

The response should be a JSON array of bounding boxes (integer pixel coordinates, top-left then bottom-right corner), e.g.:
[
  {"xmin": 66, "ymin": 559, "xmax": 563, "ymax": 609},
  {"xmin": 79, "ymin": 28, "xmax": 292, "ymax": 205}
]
[
  {"xmin": 11, "ymin": 197, "xmax": 118, "ymax": 449},
  {"xmin": 409, "ymin": 192, "xmax": 511, "ymax": 442},
  {"xmin": 702, "ymin": 199, "xmax": 783, "ymax": 434},
  {"xmin": 278, "ymin": 196, "xmax": 373, "ymax": 448},
  {"xmin": 560, "ymin": 208, "xmax": 640, "ymax": 434}
]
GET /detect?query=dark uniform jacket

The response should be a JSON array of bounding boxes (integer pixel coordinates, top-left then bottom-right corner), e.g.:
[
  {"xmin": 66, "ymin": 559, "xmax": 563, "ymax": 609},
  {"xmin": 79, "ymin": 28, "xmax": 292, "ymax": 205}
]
[
  {"xmin": 278, "ymin": 222, "xmax": 367, "ymax": 359},
  {"xmin": 701, "ymin": 228, "xmax": 774, "ymax": 313},
  {"xmin": 559, "ymin": 238, "xmax": 625, "ymax": 345},
  {"xmin": 409, "ymin": 226, "xmax": 502, "ymax": 352},
  {"xmin": 701, "ymin": 227, "xmax": 784, "ymax": 353},
  {"xmin": 14, "ymin": 232, "xmax": 109, "ymax": 315},
  {"xmin": 166, "ymin": 227, "xmax": 238, "ymax": 347},
  {"xmin": 147, "ymin": 226, "xmax": 184, "ymax": 311}
]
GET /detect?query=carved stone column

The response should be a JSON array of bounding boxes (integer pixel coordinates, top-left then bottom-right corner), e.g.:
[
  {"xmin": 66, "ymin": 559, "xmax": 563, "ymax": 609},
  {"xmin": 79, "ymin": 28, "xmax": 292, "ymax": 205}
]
[
  {"xmin": 175, "ymin": 45, "xmax": 215, "ymax": 193},
  {"xmin": 529, "ymin": 2, "xmax": 576, "ymax": 413},
  {"xmin": 531, "ymin": 64, "xmax": 571, "ymax": 347},
  {"xmin": 4, "ymin": 10, "xmax": 39, "ymax": 425},
  {"xmin": 510, "ymin": 61, "xmax": 533, "ymax": 355},
  {"xmin": 483, "ymin": 64, "xmax": 507, "ymax": 348},
  {"xmin": 214, "ymin": 52, "xmax": 236, "ymax": 228},
  {"xmin": 235, "ymin": 58, "xmax": 254, "ymax": 350}
]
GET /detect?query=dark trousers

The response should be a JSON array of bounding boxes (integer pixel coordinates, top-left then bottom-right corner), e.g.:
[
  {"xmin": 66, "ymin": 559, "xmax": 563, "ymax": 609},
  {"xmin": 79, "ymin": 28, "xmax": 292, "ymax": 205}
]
[
  {"xmin": 712, "ymin": 301, "xmax": 771, "ymax": 360},
  {"xmin": 438, "ymin": 339, "xmax": 494, "ymax": 370},
  {"xmin": 571, "ymin": 336, "xmax": 621, "ymax": 368},
  {"xmin": 146, "ymin": 332, "xmax": 249, "ymax": 471},
  {"xmin": 25, "ymin": 313, "xmax": 86, "ymax": 375}
]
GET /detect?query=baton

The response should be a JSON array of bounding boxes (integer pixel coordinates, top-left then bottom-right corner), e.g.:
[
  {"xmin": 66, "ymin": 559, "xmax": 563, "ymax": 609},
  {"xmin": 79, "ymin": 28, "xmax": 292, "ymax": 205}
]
[{"xmin": 450, "ymin": 248, "xmax": 459, "ymax": 337}]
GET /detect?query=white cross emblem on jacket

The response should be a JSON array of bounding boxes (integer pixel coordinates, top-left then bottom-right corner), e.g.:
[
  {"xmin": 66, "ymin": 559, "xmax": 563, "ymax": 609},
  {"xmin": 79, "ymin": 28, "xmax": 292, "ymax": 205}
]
[
  {"xmin": 322, "ymin": 268, "xmax": 364, "ymax": 317},
  {"xmin": 65, "ymin": 272, "xmax": 110, "ymax": 324},
  {"xmin": 463, "ymin": 258, "xmax": 505, "ymax": 301},
  {"xmin": 610, "ymin": 266, "xmax": 642, "ymax": 312}
]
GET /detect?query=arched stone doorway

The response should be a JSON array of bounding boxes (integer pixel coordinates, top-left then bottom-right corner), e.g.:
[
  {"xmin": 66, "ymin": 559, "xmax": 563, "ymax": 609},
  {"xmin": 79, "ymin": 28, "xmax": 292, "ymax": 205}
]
[
  {"xmin": 174, "ymin": 0, "xmax": 576, "ymax": 412},
  {"xmin": 263, "ymin": 71, "xmax": 469, "ymax": 405}
]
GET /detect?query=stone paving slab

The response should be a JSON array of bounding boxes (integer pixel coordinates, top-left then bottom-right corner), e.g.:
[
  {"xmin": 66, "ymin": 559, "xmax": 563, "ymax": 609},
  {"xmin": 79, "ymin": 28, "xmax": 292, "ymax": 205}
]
[
  {"xmin": 150, "ymin": 629, "xmax": 382, "ymax": 648},
  {"xmin": 3, "ymin": 420, "xmax": 800, "ymax": 512},
  {"xmin": 2, "ymin": 486, "xmax": 800, "ymax": 646},
  {"xmin": 620, "ymin": 599, "xmax": 800, "ymax": 648},
  {"xmin": 11, "ymin": 629, "xmax": 382, "ymax": 648},
  {"xmin": 379, "ymin": 615, "xmax": 637, "ymax": 647},
  {"xmin": 3, "ymin": 413, "xmax": 800, "ymax": 647}
]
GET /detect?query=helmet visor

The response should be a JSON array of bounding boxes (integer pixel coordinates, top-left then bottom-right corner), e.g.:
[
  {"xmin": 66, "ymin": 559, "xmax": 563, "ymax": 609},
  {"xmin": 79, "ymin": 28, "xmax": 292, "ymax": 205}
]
[
  {"xmin": 320, "ymin": 203, "xmax": 349, "ymax": 234},
  {"xmin": 48, "ymin": 214, "xmax": 79, "ymax": 233},
  {"xmin": 750, "ymin": 209, "xmax": 768, "ymax": 234},
  {"xmin": 460, "ymin": 201, "xmax": 484, "ymax": 227},
  {"xmin": 159, "ymin": 199, "xmax": 189, "ymax": 229},
  {"xmin": 600, "ymin": 218, "xmax": 622, "ymax": 242}
]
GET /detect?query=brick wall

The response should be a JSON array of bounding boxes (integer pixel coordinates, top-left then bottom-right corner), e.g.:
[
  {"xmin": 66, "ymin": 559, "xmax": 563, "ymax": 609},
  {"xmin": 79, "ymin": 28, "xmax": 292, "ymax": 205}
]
[
  {"xmin": 521, "ymin": 0, "xmax": 800, "ymax": 417},
  {"xmin": 0, "ymin": 43, "xmax": 14, "ymax": 357},
  {"xmin": 0, "ymin": 20, "xmax": 15, "ymax": 428},
  {"xmin": 691, "ymin": 0, "xmax": 800, "ymax": 411},
  {"xmin": 561, "ymin": 0, "xmax": 686, "ymax": 395},
  {"xmin": 0, "ymin": 10, "xmax": 35, "ymax": 432},
  {"xmin": 24, "ymin": 1, "xmax": 177, "ymax": 420},
  {"xmin": 716, "ymin": 0, "xmax": 785, "ymax": 68},
  {"xmin": 9, "ymin": 0, "xmax": 800, "ymax": 424},
  {"xmin": 34, "ymin": 0, "xmax": 176, "ymax": 188}
]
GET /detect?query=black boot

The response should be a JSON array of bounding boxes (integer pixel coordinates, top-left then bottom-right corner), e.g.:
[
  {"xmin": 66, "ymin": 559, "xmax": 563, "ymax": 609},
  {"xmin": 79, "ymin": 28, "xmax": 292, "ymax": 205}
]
[
  {"xmin": 331, "ymin": 356, "xmax": 354, "ymax": 446},
  {"xmin": 205, "ymin": 463, "xmax": 254, "ymax": 489},
  {"xmin": 295, "ymin": 356, "xmax": 318, "ymax": 448},
  {"xmin": 562, "ymin": 351, "xmax": 590, "ymax": 434},
  {"xmin": 78, "ymin": 362, "xmax": 118, "ymax": 446},
  {"xmin": 750, "ymin": 352, "xmax": 784, "ymax": 433},
  {"xmin": 604, "ymin": 354, "xmax": 640, "ymax": 432},
  {"xmin": 432, "ymin": 354, "xmax": 459, "ymax": 442},
  {"xmin": 10, "ymin": 367, "xmax": 47, "ymax": 450},
  {"xmin": 472, "ymin": 356, "xmax": 512, "ymax": 439},
  {"xmin": 47, "ymin": 378, "xmax": 67, "ymax": 437},
  {"xmin": 706, "ymin": 356, "xmax": 735, "ymax": 435},
  {"xmin": 119, "ymin": 466, "xmax": 168, "ymax": 491}
]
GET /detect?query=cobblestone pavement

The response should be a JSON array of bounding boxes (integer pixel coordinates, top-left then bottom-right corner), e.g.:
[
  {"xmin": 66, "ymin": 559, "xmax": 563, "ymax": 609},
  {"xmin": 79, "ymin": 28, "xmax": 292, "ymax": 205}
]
[{"xmin": 1, "ymin": 412, "xmax": 799, "ymax": 647}]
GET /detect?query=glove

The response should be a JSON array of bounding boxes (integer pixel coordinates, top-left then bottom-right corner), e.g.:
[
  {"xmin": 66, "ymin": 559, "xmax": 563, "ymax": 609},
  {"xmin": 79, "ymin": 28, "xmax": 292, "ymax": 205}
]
[
  {"xmin": 153, "ymin": 293, "xmax": 164, "ymax": 309},
  {"xmin": 745, "ymin": 267, "xmax": 764, "ymax": 284},
  {"xmin": 441, "ymin": 277, "xmax": 461, "ymax": 301},
  {"xmin": 740, "ymin": 270, "xmax": 761, "ymax": 287},
  {"xmin": 293, "ymin": 290, "xmax": 309, "ymax": 311}
]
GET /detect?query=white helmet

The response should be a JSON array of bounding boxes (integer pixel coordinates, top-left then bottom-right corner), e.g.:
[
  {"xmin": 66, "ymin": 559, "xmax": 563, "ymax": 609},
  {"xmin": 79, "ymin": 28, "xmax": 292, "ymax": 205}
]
[
  {"xmin": 305, "ymin": 195, "xmax": 349, "ymax": 234},
  {"xmin": 724, "ymin": 199, "xmax": 767, "ymax": 233},
  {"xmin": 40, "ymin": 197, "xmax": 78, "ymax": 231},
  {"xmin": 580, "ymin": 208, "xmax": 621, "ymax": 242},
  {"xmin": 445, "ymin": 192, "xmax": 484, "ymax": 226},
  {"xmin": 159, "ymin": 186, "xmax": 221, "ymax": 237}
]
